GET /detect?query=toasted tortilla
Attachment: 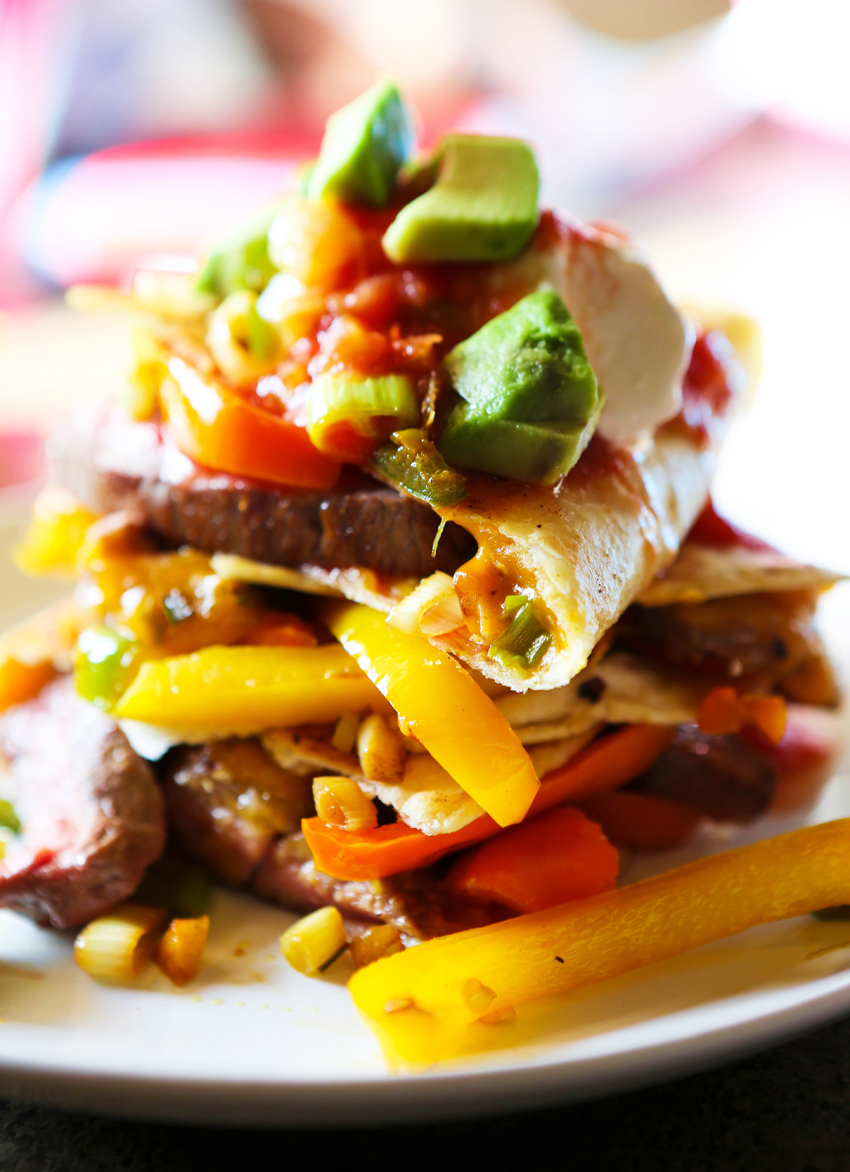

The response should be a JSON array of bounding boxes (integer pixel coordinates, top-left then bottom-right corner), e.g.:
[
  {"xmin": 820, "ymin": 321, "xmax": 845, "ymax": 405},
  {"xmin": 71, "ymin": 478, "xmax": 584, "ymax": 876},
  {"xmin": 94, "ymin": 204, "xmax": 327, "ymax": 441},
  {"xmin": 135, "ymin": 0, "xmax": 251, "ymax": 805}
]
[
  {"xmin": 262, "ymin": 724, "xmax": 598, "ymax": 835},
  {"xmin": 434, "ymin": 420, "xmax": 719, "ymax": 691},
  {"xmin": 637, "ymin": 540, "xmax": 843, "ymax": 607}
]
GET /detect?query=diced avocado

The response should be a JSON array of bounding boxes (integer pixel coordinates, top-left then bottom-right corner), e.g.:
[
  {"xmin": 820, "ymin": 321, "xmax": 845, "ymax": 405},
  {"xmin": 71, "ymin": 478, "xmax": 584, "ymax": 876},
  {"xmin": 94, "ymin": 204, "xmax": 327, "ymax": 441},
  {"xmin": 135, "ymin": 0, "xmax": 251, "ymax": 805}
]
[
  {"xmin": 437, "ymin": 290, "xmax": 602, "ymax": 485},
  {"xmin": 196, "ymin": 203, "xmax": 284, "ymax": 299},
  {"xmin": 307, "ymin": 79, "xmax": 415, "ymax": 208},
  {"xmin": 382, "ymin": 134, "xmax": 539, "ymax": 264}
]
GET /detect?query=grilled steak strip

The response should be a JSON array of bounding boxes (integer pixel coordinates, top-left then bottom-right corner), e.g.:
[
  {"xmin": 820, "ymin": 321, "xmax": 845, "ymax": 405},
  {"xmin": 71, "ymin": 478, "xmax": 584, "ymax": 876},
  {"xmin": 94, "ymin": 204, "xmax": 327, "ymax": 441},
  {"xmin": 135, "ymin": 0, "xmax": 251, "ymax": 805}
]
[
  {"xmin": 49, "ymin": 402, "xmax": 475, "ymax": 578},
  {"xmin": 0, "ymin": 677, "xmax": 166, "ymax": 929},
  {"xmin": 628, "ymin": 726, "xmax": 776, "ymax": 822},
  {"xmin": 159, "ymin": 739, "xmax": 486, "ymax": 941}
]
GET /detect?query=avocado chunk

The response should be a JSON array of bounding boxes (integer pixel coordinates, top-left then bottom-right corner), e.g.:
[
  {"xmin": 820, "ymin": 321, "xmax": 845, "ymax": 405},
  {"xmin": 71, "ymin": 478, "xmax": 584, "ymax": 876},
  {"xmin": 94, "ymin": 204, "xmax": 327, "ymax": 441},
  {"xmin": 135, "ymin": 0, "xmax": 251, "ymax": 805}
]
[
  {"xmin": 196, "ymin": 203, "xmax": 283, "ymax": 298},
  {"xmin": 382, "ymin": 134, "xmax": 539, "ymax": 264},
  {"xmin": 307, "ymin": 79, "xmax": 415, "ymax": 208},
  {"xmin": 437, "ymin": 290, "xmax": 602, "ymax": 485}
]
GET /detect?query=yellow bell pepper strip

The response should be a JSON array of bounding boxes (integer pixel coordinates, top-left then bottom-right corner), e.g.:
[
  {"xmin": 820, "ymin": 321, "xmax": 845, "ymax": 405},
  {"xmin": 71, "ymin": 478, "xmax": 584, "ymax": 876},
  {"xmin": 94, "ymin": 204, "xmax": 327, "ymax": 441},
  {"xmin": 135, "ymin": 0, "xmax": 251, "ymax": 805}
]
[
  {"xmin": 303, "ymin": 723, "xmax": 671, "ymax": 880},
  {"xmin": 324, "ymin": 600, "xmax": 540, "ymax": 828},
  {"xmin": 159, "ymin": 356, "xmax": 340, "ymax": 490},
  {"xmin": 113, "ymin": 643, "xmax": 389, "ymax": 732},
  {"xmin": 13, "ymin": 487, "xmax": 98, "ymax": 577},
  {"xmin": 349, "ymin": 818, "xmax": 850, "ymax": 1066}
]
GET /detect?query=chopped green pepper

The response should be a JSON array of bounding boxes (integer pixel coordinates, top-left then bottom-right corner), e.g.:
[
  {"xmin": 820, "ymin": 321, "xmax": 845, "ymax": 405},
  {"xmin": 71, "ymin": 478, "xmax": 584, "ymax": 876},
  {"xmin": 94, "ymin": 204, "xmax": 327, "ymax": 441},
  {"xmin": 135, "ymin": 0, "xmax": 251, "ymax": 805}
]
[
  {"xmin": 371, "ymin": 429, "xmax": 467, "ymax": 508},
  {"xmin": 74, "ymin": 627, "xmax": 141, "ymax": 712}
]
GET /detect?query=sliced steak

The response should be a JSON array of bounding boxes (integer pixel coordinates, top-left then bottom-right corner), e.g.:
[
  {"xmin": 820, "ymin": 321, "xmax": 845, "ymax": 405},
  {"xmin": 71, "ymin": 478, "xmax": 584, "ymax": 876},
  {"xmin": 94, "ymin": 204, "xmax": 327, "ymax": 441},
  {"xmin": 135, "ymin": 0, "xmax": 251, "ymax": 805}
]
[
  {"xmin": 628, "ymin": 725, "xmax": 776, "ymax": 822},
  {"xmin": 159, "ymin": 739, "xmax": 486, "ymax": 941},
  {"xmin": 621, "ymin": 593, "xmax": 825, "ymax": 683},
  {"xmin": 0, "ymin": 677, "xmax": 166, "ymax": 928},
  {"xmin": 254, "ymin": 833, "xmax": 483, "ymax": 942},
  {"xmin": 49, "ymin": 402, "xmax": 475, "ymax": 577},
  {"xmin": 161, "ymin": 739, "xmax": 313, "ymax": 886}
]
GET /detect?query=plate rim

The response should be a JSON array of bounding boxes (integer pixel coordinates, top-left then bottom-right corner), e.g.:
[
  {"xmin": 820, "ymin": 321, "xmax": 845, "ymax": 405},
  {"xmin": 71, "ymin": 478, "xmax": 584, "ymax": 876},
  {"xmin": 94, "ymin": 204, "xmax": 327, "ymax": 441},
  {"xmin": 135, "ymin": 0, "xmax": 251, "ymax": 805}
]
[{"xmin": 0, "ymin": 960, "xmax": 849, "ymax": 1126}]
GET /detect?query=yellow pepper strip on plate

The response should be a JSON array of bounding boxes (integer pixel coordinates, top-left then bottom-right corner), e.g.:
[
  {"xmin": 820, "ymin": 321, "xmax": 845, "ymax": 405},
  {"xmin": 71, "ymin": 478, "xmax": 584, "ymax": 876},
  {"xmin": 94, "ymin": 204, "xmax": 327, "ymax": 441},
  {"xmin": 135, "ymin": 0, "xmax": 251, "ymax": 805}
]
[
  {"xmin": 113, "ymin": 643, "xmax": 389, "ymax": 730},
  {"xmin": 349, "ymin": 818, "xmax": 850, "ymax": 1066},
  {"xmin": 324, "ymin": 600, "xmax": 539, "ymax": 828}
]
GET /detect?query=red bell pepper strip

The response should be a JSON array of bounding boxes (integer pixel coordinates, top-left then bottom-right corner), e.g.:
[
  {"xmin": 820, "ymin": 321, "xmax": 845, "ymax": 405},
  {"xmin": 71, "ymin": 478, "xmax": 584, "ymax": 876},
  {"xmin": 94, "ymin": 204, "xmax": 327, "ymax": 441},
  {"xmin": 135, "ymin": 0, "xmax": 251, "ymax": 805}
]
[
  {"xmin": 446, "ymin": 805, "xmax": 619, "ymax": 914},
  {"xmin": 303, "ymin": 723, "xmax": 672, "ymax": 880},
  {"xmin": 579, "ymin": 791, "xmax": 701, "ymax": 852}
]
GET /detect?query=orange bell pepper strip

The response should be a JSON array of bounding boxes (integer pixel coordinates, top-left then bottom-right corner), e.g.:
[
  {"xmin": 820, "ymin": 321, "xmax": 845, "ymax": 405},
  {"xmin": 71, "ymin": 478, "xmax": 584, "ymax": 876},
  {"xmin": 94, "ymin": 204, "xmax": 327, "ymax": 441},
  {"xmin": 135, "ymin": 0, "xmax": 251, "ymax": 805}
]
[
  {"xmin": 303, "ymin": 723, "xmax": 672, "ymax": 879},
  {"xmin": 160, "ymin": 356, "xmax": 340, "ymax": 489},
  {"xmin": 698, "ymin": 686, "xmax": 787, "ymax": 744},
  {"xmin": 324, "ymin": 601, "xmax": 540, "ymax": 828},
  {"xmin": 447, "ymin": 806, "xmax": 619, "ymax": 914},
  {"xmin": 349, "ymin": 818, "xmax": 850, "ymax": 1066},
  {"xmin": 579, "ymin": 790, "xmax": 701, "ymax": 852}
]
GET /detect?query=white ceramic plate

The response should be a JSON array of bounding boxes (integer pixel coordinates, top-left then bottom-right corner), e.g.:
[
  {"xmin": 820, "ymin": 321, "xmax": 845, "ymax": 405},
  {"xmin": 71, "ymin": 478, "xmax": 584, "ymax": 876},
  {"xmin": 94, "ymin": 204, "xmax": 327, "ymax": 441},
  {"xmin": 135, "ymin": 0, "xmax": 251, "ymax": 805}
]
[{"xmin": 1, "ymin": 512, "xmax": 850, "ymax": 1127}]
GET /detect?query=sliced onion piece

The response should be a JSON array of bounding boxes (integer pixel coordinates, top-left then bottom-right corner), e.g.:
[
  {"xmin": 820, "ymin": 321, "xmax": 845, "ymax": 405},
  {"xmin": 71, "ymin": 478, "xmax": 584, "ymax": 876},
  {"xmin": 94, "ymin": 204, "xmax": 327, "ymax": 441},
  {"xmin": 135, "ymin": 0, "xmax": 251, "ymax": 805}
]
[{"xmin": 387, "ymin": 572, "xmax": 465, "ymax": 637}]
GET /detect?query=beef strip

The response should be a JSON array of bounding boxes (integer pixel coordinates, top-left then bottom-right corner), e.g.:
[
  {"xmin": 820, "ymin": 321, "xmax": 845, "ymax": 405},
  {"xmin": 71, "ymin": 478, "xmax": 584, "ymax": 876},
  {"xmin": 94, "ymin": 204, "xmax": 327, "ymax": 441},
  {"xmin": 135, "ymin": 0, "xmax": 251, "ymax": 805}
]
[
  {"xmin": 628, "ymin": 725, "xmax": 776, "ymax": 822},
  {"xmin": 620, "ymin": 592, "xmax": 830, "ymax": 687},
  {"xmin": 0, "ymin": 677, "xmax": 165, "ymax": 928},
  {"xmin": 159, "ymin": 739, "xmax": 484, "ymax": 941},
  {"xmin": 161, "ymin": 739, "xmax": 314, "ymax": 886},
  {"xmin": 49, "ymin": 401, "xmax": 475, "ymax": 578}
]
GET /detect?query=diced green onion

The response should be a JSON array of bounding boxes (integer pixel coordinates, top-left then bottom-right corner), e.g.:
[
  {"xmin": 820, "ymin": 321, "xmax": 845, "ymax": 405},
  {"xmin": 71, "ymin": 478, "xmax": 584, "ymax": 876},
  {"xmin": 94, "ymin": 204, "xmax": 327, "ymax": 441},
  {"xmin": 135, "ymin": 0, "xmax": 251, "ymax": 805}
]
[
  {"xmin": 0, "ymin": 800, "xmax": 21, "ymax": 836},
  {"xmin": 280, "ymin": 906, "xmax": 347, "ymax": 976},
  {"xmin": 131, "ymin": 858, "xmax": 212, "ymax": 919},
  {"xmin": 308, "ymin": 374, "xmax": 419, "ymax": 449},
  {"xmin": 371, "ymin": 429, "xmax": 467, "ymax": 507},
  {"xmin": 246, "ymin": 300, "xmax": 281, "ymax": 362},
  {"xmin": 74, "ymin": 626, "xmax": 141, "ymax": 712},
  {"xmin": 74, "ymin": 904, "xmax": 169, "ymax": 982},
  {"xmin": 488, "ymin": 597, "xmax": 551, "ymax": 673}
]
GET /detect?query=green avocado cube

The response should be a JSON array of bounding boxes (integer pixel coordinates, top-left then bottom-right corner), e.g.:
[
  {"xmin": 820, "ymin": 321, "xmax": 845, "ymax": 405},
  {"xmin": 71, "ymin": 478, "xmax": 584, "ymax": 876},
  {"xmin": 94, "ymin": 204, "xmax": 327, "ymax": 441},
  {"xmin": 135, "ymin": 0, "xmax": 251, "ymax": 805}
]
[
  {"xmin": 307, "ymin": 79, "xmax": 415, "ymax": 208},
  {"xmin": 437, "ymin": 290, "xmax": 602, "ymax": 485},
  {"xmin": 196, "ymin": 203, "xmax": 283, "ymax": 298},
  {"xmin": 382, "ymin": 134, "xmax": 539, "ymax": 264}
]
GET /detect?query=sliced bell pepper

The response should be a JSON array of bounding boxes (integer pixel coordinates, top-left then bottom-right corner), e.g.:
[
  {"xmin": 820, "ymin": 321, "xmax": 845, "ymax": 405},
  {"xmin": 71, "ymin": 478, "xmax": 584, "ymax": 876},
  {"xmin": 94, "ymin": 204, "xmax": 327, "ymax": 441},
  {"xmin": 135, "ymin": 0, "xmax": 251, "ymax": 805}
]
[
  {"xmin": 13, "ymin": 488, "xmax": 98, "ymax": 577},
  {"xmin": 303, "ymin": 723, "xmax": 672, "ymax": 879},
  {"xmin": 324, "ymin": 601, "xmax": 540, "ymax": 828},
  {"xmin": 698, "ymin": 686, "xmax": 787, "ymax": 744},
  {"xmin": 160, "ymin": 356, "xmax": 340, "ymax": 489},
  {"xmin": 447, "ymin": 805, "xmax": 619, "ymax": 914},
  {"xmin": 349, "ymin": 818, "xmax": 850, "ymax": 1066},
  {"xmin": 113, "ymin": 643, "xmax": 389, "ymax": 731}
]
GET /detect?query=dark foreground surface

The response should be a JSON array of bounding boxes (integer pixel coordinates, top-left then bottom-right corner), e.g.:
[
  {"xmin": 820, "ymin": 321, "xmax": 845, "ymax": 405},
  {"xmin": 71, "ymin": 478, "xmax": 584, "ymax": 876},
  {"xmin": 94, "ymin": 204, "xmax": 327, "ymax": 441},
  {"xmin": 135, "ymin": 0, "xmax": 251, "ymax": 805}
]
[{"xmin": 4, "ymin": 1014, "xmax": 850, "ymax": 1172}]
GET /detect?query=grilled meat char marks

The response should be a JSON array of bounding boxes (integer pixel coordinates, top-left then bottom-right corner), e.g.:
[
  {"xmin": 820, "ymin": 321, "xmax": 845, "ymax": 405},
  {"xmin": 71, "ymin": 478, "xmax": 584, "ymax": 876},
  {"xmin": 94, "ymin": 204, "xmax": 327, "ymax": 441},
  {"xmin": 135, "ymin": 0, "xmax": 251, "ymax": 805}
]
[
  {"xmin": 49, "ymin": 402, "xmax": 475, "ymax": 578},
  {"xmin": 0, "ymin": 677, "xmax": 165, "ymax": 929}
]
